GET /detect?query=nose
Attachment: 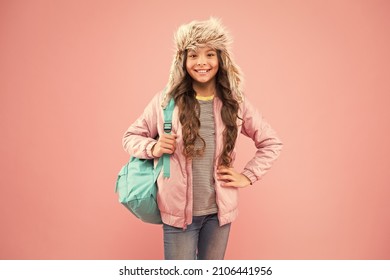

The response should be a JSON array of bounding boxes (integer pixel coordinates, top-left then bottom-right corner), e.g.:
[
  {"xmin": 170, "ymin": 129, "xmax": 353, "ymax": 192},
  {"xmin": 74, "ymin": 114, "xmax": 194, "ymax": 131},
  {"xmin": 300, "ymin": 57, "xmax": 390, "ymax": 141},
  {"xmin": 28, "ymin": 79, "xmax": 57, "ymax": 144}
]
[{"xmin": 196, "ymin": 55, "xmax": 206, "ymax": 65}]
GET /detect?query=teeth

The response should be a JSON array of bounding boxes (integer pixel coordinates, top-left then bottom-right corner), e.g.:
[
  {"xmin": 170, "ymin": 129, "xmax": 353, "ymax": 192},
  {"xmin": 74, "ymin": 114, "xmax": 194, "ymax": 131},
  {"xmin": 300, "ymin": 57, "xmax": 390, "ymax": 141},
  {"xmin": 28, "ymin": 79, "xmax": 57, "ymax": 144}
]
[{"xmin": 197, "ymin": 70, "xmax": 209, "ymax": 73}]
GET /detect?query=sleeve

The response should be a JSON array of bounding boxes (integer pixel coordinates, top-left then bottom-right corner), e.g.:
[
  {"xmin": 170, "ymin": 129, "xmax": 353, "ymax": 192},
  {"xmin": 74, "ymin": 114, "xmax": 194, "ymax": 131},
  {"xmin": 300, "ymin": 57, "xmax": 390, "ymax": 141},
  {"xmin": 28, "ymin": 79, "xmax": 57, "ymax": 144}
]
[
  {"xmin": 122, "ymin": 93, "xmax": 161, "ymax": 159},
  {"xmin": 240, "ymin": 97, "xmax": 283, "ymax": 184}
]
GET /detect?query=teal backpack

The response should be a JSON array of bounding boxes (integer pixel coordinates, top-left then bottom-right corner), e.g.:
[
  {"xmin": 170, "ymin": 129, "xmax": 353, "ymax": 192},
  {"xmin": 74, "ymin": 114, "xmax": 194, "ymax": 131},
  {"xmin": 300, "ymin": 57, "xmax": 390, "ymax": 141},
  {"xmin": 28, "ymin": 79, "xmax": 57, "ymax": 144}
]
[{"xmin": 115, "ymin": 98, "xmax": 174, "ymax": 224}]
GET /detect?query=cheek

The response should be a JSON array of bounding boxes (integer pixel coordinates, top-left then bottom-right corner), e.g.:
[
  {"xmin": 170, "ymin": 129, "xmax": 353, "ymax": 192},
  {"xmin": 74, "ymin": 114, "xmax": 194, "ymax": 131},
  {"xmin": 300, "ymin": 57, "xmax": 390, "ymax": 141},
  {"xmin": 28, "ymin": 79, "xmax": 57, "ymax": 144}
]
[
  {"xmin": 186, "ymin": 60, "xmax": 194, "ymax": 72},
  {"xmin": 212, "ymin": 60, "xmax": 219, "ymax": 71},
  {"xmin": 186, "ymin": 62, "xmax": 196, "ymax": 79}
]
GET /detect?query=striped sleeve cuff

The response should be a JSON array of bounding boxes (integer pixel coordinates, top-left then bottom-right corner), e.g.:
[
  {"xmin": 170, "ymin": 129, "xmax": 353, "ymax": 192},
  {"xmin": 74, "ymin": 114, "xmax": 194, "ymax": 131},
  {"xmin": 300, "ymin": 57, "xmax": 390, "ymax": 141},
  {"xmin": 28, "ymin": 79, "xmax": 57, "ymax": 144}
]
[
  {"xmin": 241, "ymin": 169, "xmax": 258, "ymax": 185},
  {"xmin": 146, "ymin": 140, "xmax": 158, "ymax": 158}
]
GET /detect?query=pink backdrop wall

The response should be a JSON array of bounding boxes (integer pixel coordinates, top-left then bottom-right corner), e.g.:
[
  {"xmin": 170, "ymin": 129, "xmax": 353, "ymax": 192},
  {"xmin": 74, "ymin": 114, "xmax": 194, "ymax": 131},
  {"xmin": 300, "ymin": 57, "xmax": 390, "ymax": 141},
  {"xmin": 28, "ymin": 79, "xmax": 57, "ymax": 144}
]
[{"xmin": 1, "ymin": 0, "xmax": 389, "ymax": 259}]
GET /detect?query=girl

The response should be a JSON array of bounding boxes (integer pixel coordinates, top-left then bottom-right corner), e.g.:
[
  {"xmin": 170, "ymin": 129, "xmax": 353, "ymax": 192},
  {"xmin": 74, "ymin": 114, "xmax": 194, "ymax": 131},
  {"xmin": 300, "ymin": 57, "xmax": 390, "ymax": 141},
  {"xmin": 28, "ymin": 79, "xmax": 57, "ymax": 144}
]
[{"xmin": 122, "ymin": 18, "xmax": 282, "ymax": 260}]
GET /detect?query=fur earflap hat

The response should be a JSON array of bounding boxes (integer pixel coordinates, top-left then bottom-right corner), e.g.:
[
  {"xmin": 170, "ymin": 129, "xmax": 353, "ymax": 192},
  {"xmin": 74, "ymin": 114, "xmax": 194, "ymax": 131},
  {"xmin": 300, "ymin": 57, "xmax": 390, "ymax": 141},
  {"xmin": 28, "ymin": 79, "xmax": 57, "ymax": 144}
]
[{"xmin": 163, "ymin": 17, "xmax": 244, "ymax": 107}]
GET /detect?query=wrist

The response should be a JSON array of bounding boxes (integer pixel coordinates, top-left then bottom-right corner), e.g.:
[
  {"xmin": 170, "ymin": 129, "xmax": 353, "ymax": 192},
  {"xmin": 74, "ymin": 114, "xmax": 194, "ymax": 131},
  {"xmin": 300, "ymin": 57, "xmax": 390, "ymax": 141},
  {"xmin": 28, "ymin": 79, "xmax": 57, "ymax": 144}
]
[
  {"xmin": 244, "ymin": 176, "xmax": 252, "ymax": 186},
  {"xmin": 241, "ymin": 173, "xmax": 252, "ymax": 186},
  {"xmin": 151, "ymin": 144, "xmax": 157, "ymax": 157},
  {"xmin": 146, "ymin": 141, "xmax": 158, "ymax": 158},
  {"xmin": 241, "ymin": 170, "xmax": 256, "ymax": 185}
]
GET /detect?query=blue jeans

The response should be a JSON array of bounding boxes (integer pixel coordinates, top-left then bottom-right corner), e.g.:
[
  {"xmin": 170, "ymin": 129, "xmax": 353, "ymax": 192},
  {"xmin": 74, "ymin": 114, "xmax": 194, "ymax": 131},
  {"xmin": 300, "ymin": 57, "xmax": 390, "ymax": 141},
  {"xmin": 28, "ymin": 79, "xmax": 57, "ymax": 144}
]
[{"xmin": 163, "ymin": 214, "xmax": 231, "ymax": 260}]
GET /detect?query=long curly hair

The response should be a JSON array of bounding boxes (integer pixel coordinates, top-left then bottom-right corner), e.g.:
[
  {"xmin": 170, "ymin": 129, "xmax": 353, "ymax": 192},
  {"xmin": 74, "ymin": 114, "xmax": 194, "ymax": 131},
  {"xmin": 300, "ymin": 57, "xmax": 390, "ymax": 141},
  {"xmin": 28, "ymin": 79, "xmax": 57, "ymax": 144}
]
[{"xmin": 169, "ymin": 50, "xmax": 242, "ymax": 167}]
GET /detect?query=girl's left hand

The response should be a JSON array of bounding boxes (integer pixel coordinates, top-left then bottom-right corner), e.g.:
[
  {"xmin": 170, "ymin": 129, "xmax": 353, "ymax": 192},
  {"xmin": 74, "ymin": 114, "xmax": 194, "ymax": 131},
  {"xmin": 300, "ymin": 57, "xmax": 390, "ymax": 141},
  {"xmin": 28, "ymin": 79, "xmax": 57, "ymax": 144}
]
[{"xmin": 217, "ymin": 166, "xmax": 252, "ymax": 188}]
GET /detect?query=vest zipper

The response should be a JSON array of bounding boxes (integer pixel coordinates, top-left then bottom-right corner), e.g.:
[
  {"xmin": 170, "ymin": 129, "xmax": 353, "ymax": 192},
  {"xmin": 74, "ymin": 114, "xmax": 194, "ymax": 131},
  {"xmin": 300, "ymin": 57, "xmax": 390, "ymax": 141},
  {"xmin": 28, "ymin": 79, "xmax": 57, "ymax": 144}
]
[
  {"xmin": 183, "ymin": 157, "xmax": 191, "ymax": 230},
  {"xmin": 213, "ymin": 98, "xmax": 222, "ymax": 224}
]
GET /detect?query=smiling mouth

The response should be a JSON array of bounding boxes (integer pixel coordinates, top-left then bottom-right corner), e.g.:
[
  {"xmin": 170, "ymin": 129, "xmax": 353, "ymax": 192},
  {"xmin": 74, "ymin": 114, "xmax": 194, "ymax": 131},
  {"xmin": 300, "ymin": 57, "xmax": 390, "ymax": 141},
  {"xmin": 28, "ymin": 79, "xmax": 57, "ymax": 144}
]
[{"xmin": 195, "ymin": 69, "xmax": 211, "ymax": 73}]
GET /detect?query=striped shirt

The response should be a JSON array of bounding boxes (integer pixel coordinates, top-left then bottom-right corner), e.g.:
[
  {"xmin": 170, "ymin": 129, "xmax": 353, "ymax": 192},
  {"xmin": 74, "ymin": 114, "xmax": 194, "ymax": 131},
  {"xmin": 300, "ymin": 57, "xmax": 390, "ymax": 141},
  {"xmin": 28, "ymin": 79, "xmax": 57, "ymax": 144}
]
[{"xmin": 192, "ymin": 97, "xmax": 218, "ymax": 216}]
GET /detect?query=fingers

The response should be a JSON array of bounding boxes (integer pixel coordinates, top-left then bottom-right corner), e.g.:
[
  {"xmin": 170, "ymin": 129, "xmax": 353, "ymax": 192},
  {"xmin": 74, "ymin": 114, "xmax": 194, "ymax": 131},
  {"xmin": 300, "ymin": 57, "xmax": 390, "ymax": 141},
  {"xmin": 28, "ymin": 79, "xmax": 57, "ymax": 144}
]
[
  {"xmin": 216, "ymin": 166, "xmax": 236, "ymax": 183},
  {"xmin": 160, "ymin": 134, "xmax": 177, "ymax": 145},
  {"xmin": 222, "ymin": 181, "xmax": 236, "ymax": 188},
  {"xmin": 216, "ymin": 166, "xmax": 250, "ymax": 188},
  {"xmin": 217, "ymin": 174, "xmax": 234, "ymax": 181},
  {"xmin": 160, "ymin": 133, "xmax": 177, "ymax": 140},
  {"xmin": 160, "ymin": 134, "xmax": 177, "ymax": 153},
  {"xmin": 154, "ymin": 134, "xmax": 177, "ymax": 156},
  {"xmin": 217, "ymin": 166, "xmax": 234, "ymax": 176},
  {"xmin": 159, "ymin": 142, "xmax": 175, "ymax": 154}
]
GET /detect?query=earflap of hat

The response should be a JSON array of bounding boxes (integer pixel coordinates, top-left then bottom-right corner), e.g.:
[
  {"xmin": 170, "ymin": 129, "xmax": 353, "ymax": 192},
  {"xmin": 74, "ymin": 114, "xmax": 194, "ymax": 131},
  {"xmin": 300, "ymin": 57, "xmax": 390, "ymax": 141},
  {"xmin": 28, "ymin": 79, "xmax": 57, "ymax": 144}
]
[
  {"xmin": 220, "ymin": 50, "xmax": 244, "ymax": 103},
  {"xmin": 162, "ymin": 52, "xmax": 184, "ymax": 108}
]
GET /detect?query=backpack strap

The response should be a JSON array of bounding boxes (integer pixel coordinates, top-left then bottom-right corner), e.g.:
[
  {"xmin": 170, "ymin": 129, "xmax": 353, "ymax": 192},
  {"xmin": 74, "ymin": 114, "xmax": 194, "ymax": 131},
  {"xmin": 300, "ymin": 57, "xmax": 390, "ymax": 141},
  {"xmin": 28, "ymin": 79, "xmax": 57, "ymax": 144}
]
[
  {"xmin": 153, "ymin": 97, "xmax": 175, "ymax": 181},
  {"xmin": 162, "ymin": 98, "xmax": 175, "ymax": 178},
  {"xmin": 153, "ymin": 157, "xmax": 164, "ymax": 182}
]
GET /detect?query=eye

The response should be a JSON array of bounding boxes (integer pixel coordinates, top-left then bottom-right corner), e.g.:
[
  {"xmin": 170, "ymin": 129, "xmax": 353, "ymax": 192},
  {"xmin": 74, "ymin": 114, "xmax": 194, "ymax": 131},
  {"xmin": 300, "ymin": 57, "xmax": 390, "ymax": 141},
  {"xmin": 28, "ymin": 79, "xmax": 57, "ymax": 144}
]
[
  {"xmin": 187, "ymin": 52, "xmax": 197, "ymax": 58},
  {"xmin": 207, "ymin": 53, "xmax": 216, "ymax": 57}
]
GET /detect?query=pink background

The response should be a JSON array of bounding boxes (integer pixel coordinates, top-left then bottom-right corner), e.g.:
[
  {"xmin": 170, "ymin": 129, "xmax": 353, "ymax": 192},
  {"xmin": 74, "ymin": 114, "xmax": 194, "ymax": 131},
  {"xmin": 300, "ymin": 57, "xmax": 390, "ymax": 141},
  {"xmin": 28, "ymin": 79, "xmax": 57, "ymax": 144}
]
[{"xmin": 1, "ymin": 0, "xmax": 389, "ymax": 259}]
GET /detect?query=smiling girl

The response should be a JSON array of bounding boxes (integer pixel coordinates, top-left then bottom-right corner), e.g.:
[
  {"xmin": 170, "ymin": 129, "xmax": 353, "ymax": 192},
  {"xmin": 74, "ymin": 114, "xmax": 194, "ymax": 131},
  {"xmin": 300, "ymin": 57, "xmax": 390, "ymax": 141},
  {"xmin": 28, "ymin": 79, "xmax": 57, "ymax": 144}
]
[{"xmin": 122, "ymin": 18, "xmax": 282, "ymax": 260}]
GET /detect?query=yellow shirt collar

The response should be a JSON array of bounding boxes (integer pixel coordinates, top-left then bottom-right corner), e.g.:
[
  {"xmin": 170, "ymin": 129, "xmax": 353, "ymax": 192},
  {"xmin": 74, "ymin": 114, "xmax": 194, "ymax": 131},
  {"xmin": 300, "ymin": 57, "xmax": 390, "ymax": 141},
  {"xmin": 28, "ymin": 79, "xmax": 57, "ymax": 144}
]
[{"xmin": 196, "ymin": 95, "xmax": 214, "ymax": 101}]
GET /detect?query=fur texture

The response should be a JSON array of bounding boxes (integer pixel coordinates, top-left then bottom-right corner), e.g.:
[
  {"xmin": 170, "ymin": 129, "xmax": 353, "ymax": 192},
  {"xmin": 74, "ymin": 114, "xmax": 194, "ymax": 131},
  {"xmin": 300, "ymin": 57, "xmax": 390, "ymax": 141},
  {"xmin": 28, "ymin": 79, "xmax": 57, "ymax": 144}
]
[{"xmin": 162, "ymin": 17, "xmax": 244, "ymax": 107}]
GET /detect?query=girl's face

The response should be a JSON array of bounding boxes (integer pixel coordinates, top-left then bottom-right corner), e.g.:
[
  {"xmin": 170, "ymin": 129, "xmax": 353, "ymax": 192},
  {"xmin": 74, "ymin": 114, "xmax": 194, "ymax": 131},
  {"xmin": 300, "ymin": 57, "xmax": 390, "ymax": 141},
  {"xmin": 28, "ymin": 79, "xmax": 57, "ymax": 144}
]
[{"xmin": 186, "ymin": 46, "xmax": 219, "ymax": 88}]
